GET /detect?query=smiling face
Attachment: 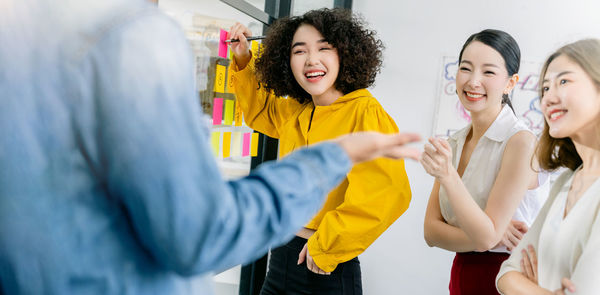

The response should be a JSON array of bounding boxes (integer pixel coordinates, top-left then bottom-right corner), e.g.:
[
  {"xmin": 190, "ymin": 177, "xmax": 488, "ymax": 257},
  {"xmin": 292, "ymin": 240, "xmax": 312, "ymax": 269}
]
[
  {"xmin": 456, "ymin": 41, "xmax": 517, "ymax": 114},
  {"xmin": 540, "ymin": 54, "xmax": 600, "ymax": 140},
  {"xmin": 289, "ymin": 24, "xmax": 343, "ymax": 106}
]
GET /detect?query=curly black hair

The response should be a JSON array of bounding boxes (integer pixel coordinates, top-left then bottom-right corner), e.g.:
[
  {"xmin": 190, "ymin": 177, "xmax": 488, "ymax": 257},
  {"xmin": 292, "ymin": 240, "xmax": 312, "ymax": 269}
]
[{"xmin": 254, "ymin": 8, "xmax": 384, "ymax": 104}]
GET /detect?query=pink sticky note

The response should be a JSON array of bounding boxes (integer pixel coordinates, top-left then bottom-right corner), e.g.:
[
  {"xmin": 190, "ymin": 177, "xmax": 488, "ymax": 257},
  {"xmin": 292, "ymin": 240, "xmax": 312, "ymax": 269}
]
[
  {"xmin": 218, "ymin": 29, "xmax": 228, "ymax": 58},
  {"xmin": 212, "ymin": 98, "xmax": 223, "ymax": 125},
  {"xmin": 242, "ymin": 132, "xmax": 251, "ymax": 156}
]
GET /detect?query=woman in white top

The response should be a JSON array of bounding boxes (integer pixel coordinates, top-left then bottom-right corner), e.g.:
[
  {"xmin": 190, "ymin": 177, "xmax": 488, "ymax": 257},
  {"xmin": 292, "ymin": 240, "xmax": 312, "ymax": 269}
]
[
  {"xmin": 421, "ymin": 29, "xmax": 543, "ymax": 295},
  {"xmin": 496, "ymin": 39, "xmax": 600, "ymax": 294}
]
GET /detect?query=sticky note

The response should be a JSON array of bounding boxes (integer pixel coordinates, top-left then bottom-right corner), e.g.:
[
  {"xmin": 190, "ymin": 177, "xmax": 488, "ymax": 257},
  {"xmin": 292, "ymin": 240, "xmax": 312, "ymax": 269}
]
[
  {"xmin": 210, "ymin": 132, "xmax": 220, "ymax": 157},
  {"xmin": 212, "ymin": 98, "xmax": 223, "ymax": 125},
  {"xmin": 242, "ymin": 132, "xmax": 251, "ymax": 157},
  {"xmin": 234, "ymin": 101, "xmax": 243, "ymax": 126},
  {"xmin": 224, "ymin": 99, "xmax": 234, "ymax": 125},
  {"xmin": 251, "ymin": 40, "xmax": 260, "ymax": 56},
  {"xmin": 232, "ymin": 132, "xmax": 242, "ymax": 156},
  {"xmin": 251, "ymin": 133, "xmax": 259, "ymax": 157},
  {"xmin": 218, "ymin": 29, "xmax": 228, "ymax": 58},
  {"xmin": 222, "ymin": 132, "xmax": 231, "ymax": 158},
  {"xmin": 214, "ymin": 64, "xmax": 226, "ymax": 93},
  {"xmin": 226, "ymin": 66, "xmax": 235, "ymax": 93}
]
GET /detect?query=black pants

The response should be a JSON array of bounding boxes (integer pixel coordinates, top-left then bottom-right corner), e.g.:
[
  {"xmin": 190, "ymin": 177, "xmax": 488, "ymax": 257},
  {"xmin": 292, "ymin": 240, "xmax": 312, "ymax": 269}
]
[{"xmin": 259, "ymin": 236, "xmax": 362, "ymax": 295}]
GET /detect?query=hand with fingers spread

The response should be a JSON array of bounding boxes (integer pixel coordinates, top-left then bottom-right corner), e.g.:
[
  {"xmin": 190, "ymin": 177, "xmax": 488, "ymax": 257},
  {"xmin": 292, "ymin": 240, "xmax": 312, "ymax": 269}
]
[
  {"xmin": 334, "ymin": 132, "xmax": 422, "ymax": 163},
  {"xmin": 500, "ymin": 220, "xmax": 528, "ymax": 251},
  {"xmin": 228, "ymin": 22, "xmax": 253, "ymax": 70},
  {"xmin": 297, "ymin": 243, "xmax": 331, "ymax": 275},
  {"xmin": 420, "ymin": 137, "xmax": 455, "ymax": 182}
]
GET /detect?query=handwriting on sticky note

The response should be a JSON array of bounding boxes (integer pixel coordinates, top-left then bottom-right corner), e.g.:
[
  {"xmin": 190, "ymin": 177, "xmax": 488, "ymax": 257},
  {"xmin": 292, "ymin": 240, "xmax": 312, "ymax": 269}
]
[
  {"xmin": 234, "ymin": 101, "xmax": 243, "ymax": 126},
  {"xmin": 214, "ymin": 64, "xmax": 226, "ymax": 93},
  {"xmin": 226, "ymin": 66, "xmax": 235, "ymax": 93}
]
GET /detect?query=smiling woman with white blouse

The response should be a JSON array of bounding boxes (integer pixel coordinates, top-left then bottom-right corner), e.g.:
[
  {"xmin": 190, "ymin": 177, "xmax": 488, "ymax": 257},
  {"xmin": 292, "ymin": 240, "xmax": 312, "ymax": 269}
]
[
  {"xmin": 420, "ymin": 29, "xmax": 545, "ymax": 295},
  {"xmin": 496, "ymin": 38, "xmax": 600, "ymax": 295}
]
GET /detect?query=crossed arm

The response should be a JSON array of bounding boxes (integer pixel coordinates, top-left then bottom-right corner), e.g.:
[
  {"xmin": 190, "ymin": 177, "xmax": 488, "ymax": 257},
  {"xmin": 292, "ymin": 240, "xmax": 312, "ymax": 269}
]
[{"xmin": 422, "ymin": 132, "xmax": 537, "ymax": 252}]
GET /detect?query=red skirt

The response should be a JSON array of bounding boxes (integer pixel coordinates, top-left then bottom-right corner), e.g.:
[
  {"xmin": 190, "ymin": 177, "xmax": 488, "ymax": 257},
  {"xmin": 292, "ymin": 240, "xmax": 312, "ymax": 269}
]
[{"xmin": 449, "ymin": 251, "xmax": 509, "ymax": 295}]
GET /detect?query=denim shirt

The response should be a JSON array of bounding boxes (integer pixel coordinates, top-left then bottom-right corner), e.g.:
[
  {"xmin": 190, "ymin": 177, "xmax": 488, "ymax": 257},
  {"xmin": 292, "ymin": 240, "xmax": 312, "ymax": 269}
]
[{"xmin": 0, "ymin": 0, "xmax": 351, "ymax": 294}]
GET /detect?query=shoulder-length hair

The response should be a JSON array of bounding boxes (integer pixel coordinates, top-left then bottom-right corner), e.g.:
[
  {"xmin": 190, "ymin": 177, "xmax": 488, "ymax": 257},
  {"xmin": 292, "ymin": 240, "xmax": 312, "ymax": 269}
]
[{"xmin": 536, "ymin": 39, "xmax": 600, "ymax": 171}]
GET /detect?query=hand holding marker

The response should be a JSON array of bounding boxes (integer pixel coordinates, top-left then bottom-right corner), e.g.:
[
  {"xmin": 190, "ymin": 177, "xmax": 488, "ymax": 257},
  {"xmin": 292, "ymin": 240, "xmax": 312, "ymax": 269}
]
[{"xmin": 225, "ymin": 36, "xmax": 266, "ymax": 43}]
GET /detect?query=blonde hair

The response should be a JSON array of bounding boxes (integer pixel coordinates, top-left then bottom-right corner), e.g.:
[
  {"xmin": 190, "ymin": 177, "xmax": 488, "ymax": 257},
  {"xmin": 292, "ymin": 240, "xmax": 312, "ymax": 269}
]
[{"xmin": 536, "ymin": 39, "xmax": 600, "ymax": 171}]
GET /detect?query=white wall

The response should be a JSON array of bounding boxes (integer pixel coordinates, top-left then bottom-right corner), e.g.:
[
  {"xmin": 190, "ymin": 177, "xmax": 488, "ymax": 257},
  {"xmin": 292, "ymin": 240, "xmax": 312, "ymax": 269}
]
[
  {"xmin": 158, "ymin": 1, "xmax": 600, "ymax": 294},
  {"xmin": 352, "ymin": 0, "xmax": 600, "ymax": 294}
]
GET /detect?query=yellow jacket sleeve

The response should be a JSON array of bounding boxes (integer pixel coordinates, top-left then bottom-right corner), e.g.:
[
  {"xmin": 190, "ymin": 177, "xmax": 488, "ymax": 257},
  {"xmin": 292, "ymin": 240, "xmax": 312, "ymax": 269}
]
[
  {"xmin": 307, "ymin": 103, "xmax": 412, "ymax": 272},
  {"xmin": 231, "ymin": 54, "xmax": 302, "ymax": 139}
]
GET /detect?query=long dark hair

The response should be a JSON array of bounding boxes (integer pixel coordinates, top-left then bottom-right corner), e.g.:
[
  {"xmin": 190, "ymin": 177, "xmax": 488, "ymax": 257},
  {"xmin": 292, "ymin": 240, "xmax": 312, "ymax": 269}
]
[{"xmin": 458, "ymin": 29, "xmax": 521, "ymax": 112}]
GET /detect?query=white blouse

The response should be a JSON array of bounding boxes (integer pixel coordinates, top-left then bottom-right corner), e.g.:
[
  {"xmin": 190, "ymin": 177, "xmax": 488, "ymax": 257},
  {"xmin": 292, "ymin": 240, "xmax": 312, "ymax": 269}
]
[
  {"xmin": 439, "ymin": 105, "xmax": 548, "ymax": 253},
  {"xmin": 497, "ymin": 167, "xmax": 600, "ymax": 293}
]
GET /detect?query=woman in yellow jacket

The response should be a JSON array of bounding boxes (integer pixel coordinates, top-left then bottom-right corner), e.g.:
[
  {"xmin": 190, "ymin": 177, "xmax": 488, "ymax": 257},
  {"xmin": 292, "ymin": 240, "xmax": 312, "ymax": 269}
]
[{"xmin": 228, "ymin": 8, "xmax": 411, "ymax": 295}]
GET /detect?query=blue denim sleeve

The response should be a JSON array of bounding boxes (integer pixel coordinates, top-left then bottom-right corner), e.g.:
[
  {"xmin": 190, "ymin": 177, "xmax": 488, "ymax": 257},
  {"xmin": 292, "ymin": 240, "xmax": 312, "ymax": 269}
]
[{"xmin": 72, "ymin": 12, "xmax": 351, "ymax": 276}]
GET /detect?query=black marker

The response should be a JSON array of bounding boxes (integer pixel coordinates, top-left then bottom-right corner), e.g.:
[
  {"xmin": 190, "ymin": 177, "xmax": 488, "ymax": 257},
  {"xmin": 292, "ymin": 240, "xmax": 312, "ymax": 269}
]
[{"xmin": 225, "ymin": 36, "xmax": 266, "ymax": 43}]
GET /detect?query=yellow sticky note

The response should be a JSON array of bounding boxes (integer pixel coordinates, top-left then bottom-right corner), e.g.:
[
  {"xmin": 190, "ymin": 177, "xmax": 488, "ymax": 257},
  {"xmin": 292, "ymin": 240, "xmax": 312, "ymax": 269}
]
[
  {"xmin": 231, "ymin": 132, "xmax": 242, "ymax": 157},
  {"xmin": 210, "ymin": 132, "xmax": 220, "ymax": 157},
  {"xmin": 222, "ymin": 132, "xmax": 231, "ymax": 158},
  {"xmin": 234, "ymin": 100, "xmax": 243, "ymax": 126},
  {"xmin": 224, "ymin": 99, "xmax": 234, "ymax": 125},
  {"xmin": 251, "ymin": 40, "xmax": 260, "ymax": 56},
  {"xmin": 213, "ymin": 64, "xmax": 226, "ymax": 93},
  {"xmin": 226, "ymin": 66, "xmax": 235, "ymax": 93},
  {"xmin": 251, "ymin": 133, "xmax": 259, "ymax": 157}
]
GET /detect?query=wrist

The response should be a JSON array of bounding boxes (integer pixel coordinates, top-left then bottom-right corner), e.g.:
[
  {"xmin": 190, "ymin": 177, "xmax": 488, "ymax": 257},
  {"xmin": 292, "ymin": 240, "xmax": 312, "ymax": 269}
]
[
  {"xmin": 438, "ymin": 169, "xmax": 459, "ymax": 187},
  {"xmin": 234, "ymin": 51, "xmax": 252, "ymax": 70}
]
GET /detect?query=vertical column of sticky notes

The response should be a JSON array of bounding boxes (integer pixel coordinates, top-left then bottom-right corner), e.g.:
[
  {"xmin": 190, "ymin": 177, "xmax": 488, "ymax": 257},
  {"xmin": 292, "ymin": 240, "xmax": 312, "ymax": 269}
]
[{"xmin": 210, "ymin": 29, "xmax": 259, "ymax": 159}]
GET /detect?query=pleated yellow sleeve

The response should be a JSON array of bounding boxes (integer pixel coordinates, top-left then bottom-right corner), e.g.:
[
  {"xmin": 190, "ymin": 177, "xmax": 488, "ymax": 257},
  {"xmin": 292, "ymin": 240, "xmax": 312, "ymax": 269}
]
[
  {"xmin": 306, "ymin": 102, "xmax": 412, "ymax": 272},
  {"xmin": 230, "ymin": 54, "xmax": 302, "ymax": 138}
]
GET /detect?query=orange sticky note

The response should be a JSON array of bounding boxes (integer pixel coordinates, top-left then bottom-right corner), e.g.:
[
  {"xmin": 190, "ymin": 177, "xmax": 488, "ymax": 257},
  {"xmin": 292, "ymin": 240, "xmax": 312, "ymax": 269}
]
[
  {"xmin": 210, "ymin": 132, "xmax": 220, "ymax": 157},
  {"xmin": 251, "ymin": 133, "xmax": 259, "ymax": 157},
  {"xmin": 234, "ymin": 101, "xmax": 243, "ymax": 126},
  {"xmin": 222, "ymin": 132, "xmax": 231, "ymax": 158},
  {"xmin": 224, "ymin": 99, "xmax": 234, "ymax": 125},
  {"xmin": 214, "ymin": 64, "xmax": 226, "ymax": 93},
  {"xmin": 226, "ymin": 66, "xmax": 235, "ymax": 93}
]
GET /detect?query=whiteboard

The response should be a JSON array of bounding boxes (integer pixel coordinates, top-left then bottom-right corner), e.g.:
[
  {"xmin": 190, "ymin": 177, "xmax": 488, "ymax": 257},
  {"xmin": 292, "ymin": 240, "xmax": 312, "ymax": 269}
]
[{"xmin": 433, "ymin": 56, "xmax": 545, "ymax": 137}]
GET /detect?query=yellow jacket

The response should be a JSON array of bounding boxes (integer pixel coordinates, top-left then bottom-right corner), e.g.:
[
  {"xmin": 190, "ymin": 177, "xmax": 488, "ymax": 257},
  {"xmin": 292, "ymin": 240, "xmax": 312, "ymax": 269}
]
[{"xmin": 231, "ymin": 57, "xmax": 411, "ymax": 272}]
